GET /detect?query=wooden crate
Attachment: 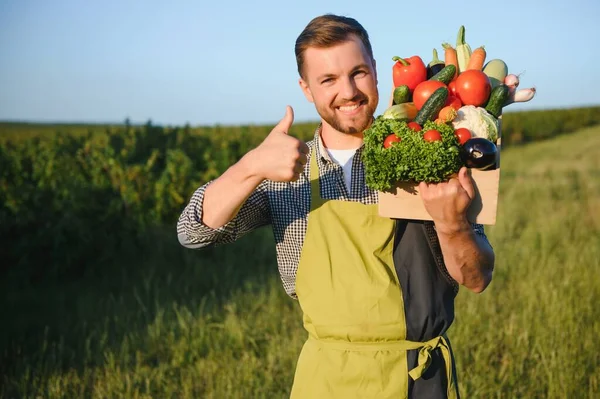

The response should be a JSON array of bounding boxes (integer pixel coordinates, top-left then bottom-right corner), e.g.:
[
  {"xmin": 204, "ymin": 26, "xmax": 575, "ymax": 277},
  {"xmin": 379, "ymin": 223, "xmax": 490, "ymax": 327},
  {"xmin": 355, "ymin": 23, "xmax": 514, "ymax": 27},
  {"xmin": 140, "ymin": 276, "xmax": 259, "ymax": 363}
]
[
  {"xmin": 377, "ymin": 167, "xmax": 500, "ymax": 225},
  {"xmin": 377, "ymin": 117, "xmax": 502, "ymax": 225}
]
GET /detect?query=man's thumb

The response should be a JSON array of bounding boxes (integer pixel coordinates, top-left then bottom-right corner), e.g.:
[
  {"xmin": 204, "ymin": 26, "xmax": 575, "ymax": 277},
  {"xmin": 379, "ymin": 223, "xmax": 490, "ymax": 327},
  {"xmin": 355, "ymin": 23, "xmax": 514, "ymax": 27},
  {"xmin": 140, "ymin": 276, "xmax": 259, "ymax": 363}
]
[
  {"xmin": 275, "ymin": 105, "xmax": 294, "ymax": 134},
  {"xmin": 458, "ymin": 166, "xmax": 476, "ymax": 200}
]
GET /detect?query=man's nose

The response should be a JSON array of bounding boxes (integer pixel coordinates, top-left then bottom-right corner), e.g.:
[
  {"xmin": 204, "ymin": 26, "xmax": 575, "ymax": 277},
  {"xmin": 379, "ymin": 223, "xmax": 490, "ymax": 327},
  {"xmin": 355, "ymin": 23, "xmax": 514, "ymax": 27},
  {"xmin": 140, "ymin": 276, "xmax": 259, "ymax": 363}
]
[{"xmin": 340, "ymin": 77, "xmax": 358, "ymax": 100}]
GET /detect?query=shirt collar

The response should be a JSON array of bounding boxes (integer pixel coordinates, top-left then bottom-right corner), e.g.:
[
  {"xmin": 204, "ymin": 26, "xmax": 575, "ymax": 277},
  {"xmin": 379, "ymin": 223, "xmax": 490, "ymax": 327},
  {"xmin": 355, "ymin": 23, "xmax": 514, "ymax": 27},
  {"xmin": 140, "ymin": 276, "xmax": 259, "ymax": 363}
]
[{"xmin": 314, "ymin": 124, "xmax": 332, "ymax": 163}]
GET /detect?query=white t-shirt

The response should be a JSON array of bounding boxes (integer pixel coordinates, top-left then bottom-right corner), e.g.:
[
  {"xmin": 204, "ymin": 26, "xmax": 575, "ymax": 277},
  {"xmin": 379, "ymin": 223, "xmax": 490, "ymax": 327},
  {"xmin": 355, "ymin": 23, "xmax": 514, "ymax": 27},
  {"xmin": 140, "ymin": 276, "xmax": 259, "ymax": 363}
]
[{"xmin": 325, "ymin": 148, "xmax": 358, "ymax": 193}]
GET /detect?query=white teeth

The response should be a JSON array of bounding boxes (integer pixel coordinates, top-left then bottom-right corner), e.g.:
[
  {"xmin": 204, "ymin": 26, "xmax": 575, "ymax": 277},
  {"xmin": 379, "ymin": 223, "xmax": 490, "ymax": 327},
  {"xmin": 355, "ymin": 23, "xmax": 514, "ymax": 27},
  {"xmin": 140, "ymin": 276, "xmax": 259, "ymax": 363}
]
[{"xmin": 339, "ymin": 104, "xmax": 359, "ymax": 111}]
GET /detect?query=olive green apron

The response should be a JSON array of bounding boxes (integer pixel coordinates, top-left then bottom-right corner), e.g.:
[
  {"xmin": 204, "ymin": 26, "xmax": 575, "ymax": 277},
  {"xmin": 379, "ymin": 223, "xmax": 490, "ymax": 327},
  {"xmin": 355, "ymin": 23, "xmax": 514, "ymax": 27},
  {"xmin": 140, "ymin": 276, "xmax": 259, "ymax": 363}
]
[{"xmin": 289, "ymin": 149, "xmax": 458, "ymax": 399}]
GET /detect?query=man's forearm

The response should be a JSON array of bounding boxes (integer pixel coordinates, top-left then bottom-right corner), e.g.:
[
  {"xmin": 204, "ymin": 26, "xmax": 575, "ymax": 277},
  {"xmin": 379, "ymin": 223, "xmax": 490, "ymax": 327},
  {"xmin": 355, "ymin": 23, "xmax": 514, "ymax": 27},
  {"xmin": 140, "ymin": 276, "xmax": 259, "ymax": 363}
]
[
  {"xmin": 435, "ymin": 221, "xmax": 495, "ymax": 293},
  {"xmin": 202, "ymin": 150, "xmax": 264, "ymax": 229}
]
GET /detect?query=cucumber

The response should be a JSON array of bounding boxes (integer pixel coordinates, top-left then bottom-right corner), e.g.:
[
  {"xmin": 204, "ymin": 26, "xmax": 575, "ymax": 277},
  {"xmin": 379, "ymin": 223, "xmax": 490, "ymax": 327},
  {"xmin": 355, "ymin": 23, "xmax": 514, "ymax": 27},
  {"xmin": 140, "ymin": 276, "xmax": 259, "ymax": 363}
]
[
  {"xmin": 414, "ymin": 87, "xmax": 449, "ymax": 126},
  {"xmin": 429, "ymin": 64, "xmax": 456, "ymax": 84},
  {"xmin": 485, "ymin": 84, "xmax": 510, "ymax": 118},
  {"xmin": 393, "ymin": 85, "xmax": 411, "ymax": 104}
]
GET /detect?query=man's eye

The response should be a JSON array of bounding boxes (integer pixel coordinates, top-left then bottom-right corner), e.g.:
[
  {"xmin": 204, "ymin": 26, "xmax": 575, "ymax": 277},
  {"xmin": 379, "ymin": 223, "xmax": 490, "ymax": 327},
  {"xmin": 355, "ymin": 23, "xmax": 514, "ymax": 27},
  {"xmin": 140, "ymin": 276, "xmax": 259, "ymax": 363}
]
[
  {"xmin": 354, "ymin": 70, "xmax": 367, "ymax": 78},
  {"xmin": 321, "ymin": 78, "xmax": 333, "ymax": 84}
]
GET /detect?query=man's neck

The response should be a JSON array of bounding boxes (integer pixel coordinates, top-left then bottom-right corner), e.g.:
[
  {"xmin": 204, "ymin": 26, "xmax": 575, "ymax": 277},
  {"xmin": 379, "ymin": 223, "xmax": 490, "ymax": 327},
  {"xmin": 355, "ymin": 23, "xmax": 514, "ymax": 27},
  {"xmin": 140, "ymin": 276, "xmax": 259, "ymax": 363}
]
[{"xmin": 320, "ymin": 122, "xmax": 364, "ymax": 150}]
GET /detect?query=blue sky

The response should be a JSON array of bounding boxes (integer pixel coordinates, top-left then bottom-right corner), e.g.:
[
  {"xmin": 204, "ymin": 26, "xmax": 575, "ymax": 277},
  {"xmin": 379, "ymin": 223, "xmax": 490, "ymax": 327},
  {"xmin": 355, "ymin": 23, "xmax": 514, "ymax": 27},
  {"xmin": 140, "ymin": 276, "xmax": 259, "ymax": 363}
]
[{"xmin": 1, "ymin": 0, "xmax": 598, "ymax": 126}]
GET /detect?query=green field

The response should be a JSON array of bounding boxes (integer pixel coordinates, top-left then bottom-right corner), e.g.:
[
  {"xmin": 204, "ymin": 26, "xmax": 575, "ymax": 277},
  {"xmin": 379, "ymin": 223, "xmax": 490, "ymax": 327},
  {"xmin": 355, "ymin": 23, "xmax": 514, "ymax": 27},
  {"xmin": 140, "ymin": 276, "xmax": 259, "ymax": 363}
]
[{"xmin": 2, "ymin": 124, "xmax": 600, "ymax": 398}]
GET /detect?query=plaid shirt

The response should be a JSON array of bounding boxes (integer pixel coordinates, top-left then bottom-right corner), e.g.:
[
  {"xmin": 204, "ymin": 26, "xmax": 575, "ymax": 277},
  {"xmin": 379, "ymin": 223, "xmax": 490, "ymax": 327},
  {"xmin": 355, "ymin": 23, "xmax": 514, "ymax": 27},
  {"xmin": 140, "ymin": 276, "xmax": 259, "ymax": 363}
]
[{"xmin": 177, "ymin": 126, "xmax": 488, "ymax": 299}]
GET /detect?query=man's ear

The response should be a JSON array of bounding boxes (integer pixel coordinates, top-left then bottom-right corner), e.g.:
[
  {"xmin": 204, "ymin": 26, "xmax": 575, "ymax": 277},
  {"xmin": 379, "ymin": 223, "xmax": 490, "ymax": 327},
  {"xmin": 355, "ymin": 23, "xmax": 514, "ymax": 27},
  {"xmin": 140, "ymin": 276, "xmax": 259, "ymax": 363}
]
[
  {"xmin": 298, "ymin": 78, "xmax": 314, "ymax": 103},
  {"xmin": 372, "ymin": 58, "xmax": 378, "ymax": 84}
]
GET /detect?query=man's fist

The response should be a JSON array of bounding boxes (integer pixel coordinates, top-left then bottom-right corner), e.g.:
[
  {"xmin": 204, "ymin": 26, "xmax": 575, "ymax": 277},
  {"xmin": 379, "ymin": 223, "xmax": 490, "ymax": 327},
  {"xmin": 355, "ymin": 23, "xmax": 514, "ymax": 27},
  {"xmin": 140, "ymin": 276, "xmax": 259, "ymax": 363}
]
[
  {"xmin": 418, "ymin": 167, "xmax": 475, "ymax": 233},
  {"xmin": 249, "ymin": 106, "xmax": 309, "ymax": 182}
]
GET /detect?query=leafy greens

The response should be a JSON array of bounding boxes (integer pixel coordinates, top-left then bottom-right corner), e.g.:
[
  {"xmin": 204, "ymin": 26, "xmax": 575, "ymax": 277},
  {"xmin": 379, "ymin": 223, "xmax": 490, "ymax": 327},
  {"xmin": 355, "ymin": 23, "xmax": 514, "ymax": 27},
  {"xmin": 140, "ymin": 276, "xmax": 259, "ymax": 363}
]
[{"xmin": 362, "ymin": 116, "xmax": 464, "ymax": 192}]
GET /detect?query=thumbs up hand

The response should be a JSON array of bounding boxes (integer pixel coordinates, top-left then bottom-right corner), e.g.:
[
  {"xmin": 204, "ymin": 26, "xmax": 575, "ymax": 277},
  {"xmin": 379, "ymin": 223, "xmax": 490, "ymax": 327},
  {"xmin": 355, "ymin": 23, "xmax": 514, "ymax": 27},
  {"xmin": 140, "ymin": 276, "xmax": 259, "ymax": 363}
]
[{"xmin": 249, "ymin": 106, "xmax": 310, "ymax": 182}]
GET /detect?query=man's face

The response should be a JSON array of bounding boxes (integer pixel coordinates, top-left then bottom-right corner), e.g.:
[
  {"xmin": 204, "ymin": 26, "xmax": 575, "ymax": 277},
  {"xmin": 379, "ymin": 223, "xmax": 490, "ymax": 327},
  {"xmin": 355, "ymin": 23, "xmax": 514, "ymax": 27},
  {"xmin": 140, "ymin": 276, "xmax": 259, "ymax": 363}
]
[{"xmin": 299, "ymin": 35, "xmax": 379, "ymax": 135}]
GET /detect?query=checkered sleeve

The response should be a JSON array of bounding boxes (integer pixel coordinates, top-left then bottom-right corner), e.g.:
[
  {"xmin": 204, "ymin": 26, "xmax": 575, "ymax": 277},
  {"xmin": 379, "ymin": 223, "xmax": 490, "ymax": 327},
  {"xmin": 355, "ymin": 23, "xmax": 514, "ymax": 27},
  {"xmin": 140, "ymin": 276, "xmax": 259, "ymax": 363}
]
[
  {"xmin": 471, "ymin": 223, "xmax": 493, "ymax": 250},
  {"xmin": 177, "ymin": 180, "xmax": 271, "ymax": 249},
  {"xmin": 472, "ymin": 223, "xmax": 485, "ymax": 236},
  {"xmin": 472, "ymin": 222, "xmax": 490, "ymax": 239}
]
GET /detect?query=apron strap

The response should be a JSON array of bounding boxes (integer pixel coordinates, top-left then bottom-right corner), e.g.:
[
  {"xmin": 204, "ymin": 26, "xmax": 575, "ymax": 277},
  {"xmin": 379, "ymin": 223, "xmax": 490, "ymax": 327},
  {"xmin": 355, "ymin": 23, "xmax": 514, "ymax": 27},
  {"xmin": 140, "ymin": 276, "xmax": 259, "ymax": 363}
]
[
  {"xmin": 309, "ymin": 147, "xmax": 326, "ymax": 209},
  {"xmin": 307, "ymin": 335, "xmax": 457, "ymax": 399},
  {"xmin": 407, "ymin": 335, "xmax": 457, "ymax": 399}
]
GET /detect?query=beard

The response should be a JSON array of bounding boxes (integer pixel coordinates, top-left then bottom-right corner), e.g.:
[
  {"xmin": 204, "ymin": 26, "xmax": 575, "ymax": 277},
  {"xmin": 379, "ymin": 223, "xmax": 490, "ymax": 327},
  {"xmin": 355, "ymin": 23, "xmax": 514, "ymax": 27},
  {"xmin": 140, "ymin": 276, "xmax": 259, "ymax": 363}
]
[{"xmin": 317, "ymin": 93, "xmax": 378, "ymax": 134}]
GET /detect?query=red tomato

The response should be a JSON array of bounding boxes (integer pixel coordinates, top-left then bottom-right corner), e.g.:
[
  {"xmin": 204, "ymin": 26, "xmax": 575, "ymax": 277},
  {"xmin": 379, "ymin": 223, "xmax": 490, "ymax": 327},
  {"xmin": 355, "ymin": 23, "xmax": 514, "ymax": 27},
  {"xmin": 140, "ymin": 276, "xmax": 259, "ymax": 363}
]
[
  {"xmin": 454, "ymin": 70, "xmax": 492, "ymax": 106},
  {"xmin": 423, "ymin": 130, "xmax": 442, "ymax": 142},
  {"xmin": 445, "ymin": 95, "xmax": 462, "ymax": 111},
  {"xmin": 448, "ymin": 80, "xmax": 458, "ymax": 97},
  {"xmin": 454, "ymin": 127, "xmax": 471, "ymax": 145},
  {"xmin": 407, "ymin": 122, "xmax": 422, "ymax": 131},
  {"xmin": 412, "ymin": 80, "xmax": 447, "ymax": 110},
  {"xmin": 383, "ymin": 134, "xmax": 401, "ymax": 148}
]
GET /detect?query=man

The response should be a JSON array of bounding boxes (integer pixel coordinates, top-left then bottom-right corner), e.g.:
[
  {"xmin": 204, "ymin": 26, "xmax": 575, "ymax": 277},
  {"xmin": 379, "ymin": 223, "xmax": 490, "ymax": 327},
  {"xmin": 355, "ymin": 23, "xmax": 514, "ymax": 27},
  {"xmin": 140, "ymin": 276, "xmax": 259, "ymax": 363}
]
[{"xmin": 177, "ymin": 13, "xmax": 494, "ymax": 399}]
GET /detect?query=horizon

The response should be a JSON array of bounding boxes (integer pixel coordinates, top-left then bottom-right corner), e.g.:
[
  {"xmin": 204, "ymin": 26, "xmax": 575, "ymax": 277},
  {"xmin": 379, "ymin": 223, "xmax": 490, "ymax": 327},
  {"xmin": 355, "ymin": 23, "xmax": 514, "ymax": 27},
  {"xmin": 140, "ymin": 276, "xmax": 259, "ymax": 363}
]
[{"xmin": 2, "ymin": 102, "xmax": 599, "ymax": 129}]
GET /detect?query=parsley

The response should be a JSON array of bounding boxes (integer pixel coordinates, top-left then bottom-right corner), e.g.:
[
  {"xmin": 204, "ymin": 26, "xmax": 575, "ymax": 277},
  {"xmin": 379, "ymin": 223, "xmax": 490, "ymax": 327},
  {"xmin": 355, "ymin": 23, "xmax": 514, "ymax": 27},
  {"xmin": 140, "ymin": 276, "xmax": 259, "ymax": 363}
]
[{"xmin": 362, "ymin": 116, "xmax": 464, "ymax": 192}]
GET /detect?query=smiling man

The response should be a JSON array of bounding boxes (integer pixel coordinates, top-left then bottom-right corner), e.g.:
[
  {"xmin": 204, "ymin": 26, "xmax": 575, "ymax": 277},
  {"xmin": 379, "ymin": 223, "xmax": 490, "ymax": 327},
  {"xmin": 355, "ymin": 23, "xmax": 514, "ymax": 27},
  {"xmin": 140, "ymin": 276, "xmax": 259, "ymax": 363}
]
[
  {"xmin": 298, "ymin": 33, "xmax": 379, "ymax": 140},
  {"xmin": 177, "ymin": 13, "xmax": 494, "ymax": 399}
]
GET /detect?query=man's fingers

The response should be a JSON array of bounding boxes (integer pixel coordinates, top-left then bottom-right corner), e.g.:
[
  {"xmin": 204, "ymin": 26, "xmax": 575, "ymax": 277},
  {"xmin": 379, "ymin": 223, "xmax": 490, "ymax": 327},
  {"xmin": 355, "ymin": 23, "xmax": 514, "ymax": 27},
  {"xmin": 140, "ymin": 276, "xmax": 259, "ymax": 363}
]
[
  {"xmin": 299, "ymin": 142, "xmax": 310, "ymax": 155},
  {"xmin": 458, "ymin": 167, "xmax": 475, "ymax": 199},
  {"xmin": 298, "ymin": 153, "xmax": 308, "ymax": 166},
  {"xmin": 294, "ymin": 161, "xmax": 305, "ymax": 174}
]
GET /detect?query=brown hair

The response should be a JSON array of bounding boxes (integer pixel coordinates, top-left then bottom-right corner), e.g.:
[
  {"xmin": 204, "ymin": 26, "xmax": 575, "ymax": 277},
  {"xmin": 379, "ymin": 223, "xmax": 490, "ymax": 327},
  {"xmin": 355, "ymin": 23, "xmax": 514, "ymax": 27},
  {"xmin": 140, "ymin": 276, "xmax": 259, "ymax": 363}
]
[{"xmin": 295, "ymin": 14, "xmax": 374, "ymax": 79}]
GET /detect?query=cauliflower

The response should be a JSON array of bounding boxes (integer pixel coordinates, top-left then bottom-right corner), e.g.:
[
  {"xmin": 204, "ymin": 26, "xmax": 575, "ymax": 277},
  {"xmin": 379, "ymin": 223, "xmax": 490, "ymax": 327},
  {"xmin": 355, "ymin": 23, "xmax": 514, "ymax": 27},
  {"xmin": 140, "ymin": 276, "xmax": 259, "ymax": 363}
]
[{"xmin": 451, "ymin": 105, "xmax": 499, "ymax": 143}]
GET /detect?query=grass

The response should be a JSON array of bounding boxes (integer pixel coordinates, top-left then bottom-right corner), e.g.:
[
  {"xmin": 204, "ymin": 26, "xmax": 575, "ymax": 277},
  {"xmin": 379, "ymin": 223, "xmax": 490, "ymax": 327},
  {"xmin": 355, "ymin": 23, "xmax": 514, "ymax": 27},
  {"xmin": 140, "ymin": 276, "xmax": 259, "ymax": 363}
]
[
  {"xmin": 451, "ymin": 125, "xmax": 600, "ymax": 397},
  {"xmin": 2, "ymin": 126, "xmax": 600, "ymax": 398}
]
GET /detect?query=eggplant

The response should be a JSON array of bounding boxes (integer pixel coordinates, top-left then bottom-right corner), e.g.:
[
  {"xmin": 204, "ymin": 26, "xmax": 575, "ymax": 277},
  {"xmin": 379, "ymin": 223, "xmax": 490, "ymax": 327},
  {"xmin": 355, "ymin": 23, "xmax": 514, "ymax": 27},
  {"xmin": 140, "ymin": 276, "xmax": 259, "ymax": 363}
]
[
  {"xmin": 427, "ymin": 48, "xmax": 445, "ymax": 79},
  {"xmin": 460, "ymin": 138, "xmax": 498, "ymax": 170}
]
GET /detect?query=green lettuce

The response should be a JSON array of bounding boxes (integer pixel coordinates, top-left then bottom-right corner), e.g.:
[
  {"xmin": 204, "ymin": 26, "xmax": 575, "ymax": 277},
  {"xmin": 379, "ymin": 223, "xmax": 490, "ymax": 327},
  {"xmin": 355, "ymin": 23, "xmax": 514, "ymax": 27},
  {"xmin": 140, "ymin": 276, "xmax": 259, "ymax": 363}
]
[{"xmin": 362, "ymin": 116, "xmax": 464, "ymax": 192}]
